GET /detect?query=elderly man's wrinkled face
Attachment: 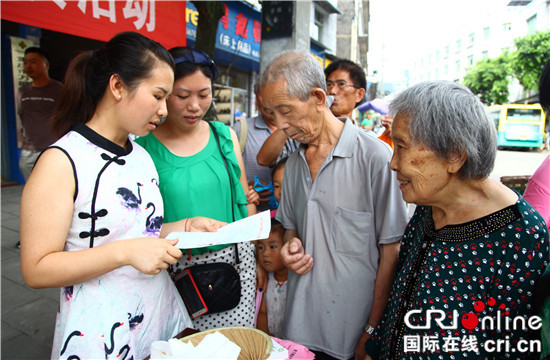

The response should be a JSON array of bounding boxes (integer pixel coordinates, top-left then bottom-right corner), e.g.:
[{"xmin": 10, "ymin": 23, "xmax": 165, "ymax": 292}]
[
  {"xmin": 389, "ymin": 114, "xmax": 454, "ymax": 206},
  {"xmin": 261, "ymin": 78, "xmax": 323, "ymax": 145}
]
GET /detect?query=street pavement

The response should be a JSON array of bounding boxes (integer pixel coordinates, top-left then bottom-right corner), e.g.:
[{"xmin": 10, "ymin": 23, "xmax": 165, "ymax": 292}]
[
  {"xmin": 2, "ymin": 183, "xmax": 57, "ymax": 360},
  {"xmin": 1, "ymin": 149, "xmax": 548, "ymax": 360}
]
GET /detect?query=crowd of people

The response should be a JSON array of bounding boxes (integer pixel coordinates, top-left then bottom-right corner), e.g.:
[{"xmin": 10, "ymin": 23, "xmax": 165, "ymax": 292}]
[{"xmin": 16, "ymin": 31, "xmax": 550, "ymax": 360}]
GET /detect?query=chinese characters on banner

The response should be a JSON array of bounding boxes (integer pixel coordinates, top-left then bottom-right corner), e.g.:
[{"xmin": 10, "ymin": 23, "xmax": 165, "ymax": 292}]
[
  {"xmin": 53, "ymin": 0, "xmax": 156, "ymax": 31},
  {"xmin": 1, "ymin": 1, "xmax": 186, "ymax": 49}
]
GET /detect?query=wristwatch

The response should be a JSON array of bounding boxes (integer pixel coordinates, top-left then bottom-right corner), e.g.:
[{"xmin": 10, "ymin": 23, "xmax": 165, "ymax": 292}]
[{"xmin": 364, "ymin": 323, "xmax": 375, "ymax": 335}]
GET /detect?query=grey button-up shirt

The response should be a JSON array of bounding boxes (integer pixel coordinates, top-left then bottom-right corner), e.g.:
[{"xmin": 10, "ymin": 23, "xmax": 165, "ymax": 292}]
[{"xmin": 276, "ymin": 118, "xmax": 409, "ymax": 359}]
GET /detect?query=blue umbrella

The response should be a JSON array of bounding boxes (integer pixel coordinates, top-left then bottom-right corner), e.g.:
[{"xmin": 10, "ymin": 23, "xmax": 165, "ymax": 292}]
[{"xmin": 357, "ymin": 98, "xmax": 389, "ymax": 114}]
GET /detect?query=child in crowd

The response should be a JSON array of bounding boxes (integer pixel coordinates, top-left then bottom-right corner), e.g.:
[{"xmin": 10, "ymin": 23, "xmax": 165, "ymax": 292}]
[
  {"xmin": 270, "ymin": 157, "xmax": 288, "ymax": 218},
  {"xmin": 256, "ymin": 220, "xmax": 288, "ymax": 338}
]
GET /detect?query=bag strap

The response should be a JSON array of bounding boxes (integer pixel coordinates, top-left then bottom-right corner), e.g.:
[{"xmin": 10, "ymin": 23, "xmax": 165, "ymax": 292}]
[
  {"xmin": 207, "ymin": 120, "xmax": 241, "ymax": 265},
  {"xmin": 238, "ymin": 118, "xmax": 248, "ymax": 152}
]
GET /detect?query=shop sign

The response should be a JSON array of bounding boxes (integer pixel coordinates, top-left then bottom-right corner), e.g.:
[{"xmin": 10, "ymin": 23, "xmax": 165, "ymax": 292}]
[
  {"xmin": 1, "ymin": 1, "xmax": 187, "ymax": 49},
  {"xmin": 186, "ymin": 1, "xmax": 261, "ymax": 63},
  {"xmin": 310, "ymin": 43, "xmax": 330, "ymax": 69},
  {"xmin": 10, "ymin": 37, "xmax": 34, "ymax": 88}
]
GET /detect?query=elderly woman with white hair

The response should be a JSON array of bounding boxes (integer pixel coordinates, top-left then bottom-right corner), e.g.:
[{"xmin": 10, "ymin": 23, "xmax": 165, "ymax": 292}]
[{"xmin": 366, "ymin": 81, "xmax": 549, "ymax": 360}]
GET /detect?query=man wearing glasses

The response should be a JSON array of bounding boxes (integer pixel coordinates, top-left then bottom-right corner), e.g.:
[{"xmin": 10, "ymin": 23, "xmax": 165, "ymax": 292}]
[{"xmin": 324, "ymin": 59, "xmax": 367, "ymax": 125}]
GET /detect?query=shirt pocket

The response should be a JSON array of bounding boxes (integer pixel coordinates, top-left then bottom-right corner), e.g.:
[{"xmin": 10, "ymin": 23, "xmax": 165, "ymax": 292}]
[{"xmin": 330, "ymin": 206, "xmax": 373, "ymax": 257}]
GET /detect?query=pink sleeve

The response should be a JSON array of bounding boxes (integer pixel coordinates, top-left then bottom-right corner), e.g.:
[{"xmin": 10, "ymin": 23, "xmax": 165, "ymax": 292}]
[
  {"xmin": 254, "ymin": 289, "xmax": 263, "ymax": 328},
  {"xmin": 523, "ymin": 155, "xmax": 550, "ymax": 226}
]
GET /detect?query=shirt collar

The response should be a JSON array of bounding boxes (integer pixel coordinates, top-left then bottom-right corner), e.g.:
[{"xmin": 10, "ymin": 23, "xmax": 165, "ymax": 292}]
[
  {"xmin": 73, "ymin": 122, "xmax": 132, "ymax": 156},
  {"xmin": 253, "ymin": 114, "xmax": 269, "ymax": 130},
  {"xmin": 332, "ymin": 117, "xmax": 357, "ymax": 158},
  {"xmin": 296, "ymin": 117, "xmax": 356, "ymax": 159}
]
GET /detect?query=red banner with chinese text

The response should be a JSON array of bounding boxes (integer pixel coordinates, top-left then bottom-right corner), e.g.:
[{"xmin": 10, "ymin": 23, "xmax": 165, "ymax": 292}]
[{"xmin": 1, "ymin": 1, "xmax": 186, "ymax": 49}]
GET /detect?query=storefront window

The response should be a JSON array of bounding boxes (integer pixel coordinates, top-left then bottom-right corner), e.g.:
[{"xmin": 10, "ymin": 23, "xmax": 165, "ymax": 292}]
[{"xmin": 216, "ymin": 64, "xmax": 249, "ymax": 90}]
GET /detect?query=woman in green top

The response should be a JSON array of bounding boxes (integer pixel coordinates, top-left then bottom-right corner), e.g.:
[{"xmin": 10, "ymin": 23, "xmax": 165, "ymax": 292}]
[{"xmin": 136, "ymin": 47, "xmax": 259, "ymax": 331}]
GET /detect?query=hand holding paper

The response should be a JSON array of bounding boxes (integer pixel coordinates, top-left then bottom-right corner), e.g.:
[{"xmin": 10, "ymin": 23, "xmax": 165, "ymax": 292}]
[{"xmin": 167, "ymin": 210, "xmax": 271, "ymax": 249}]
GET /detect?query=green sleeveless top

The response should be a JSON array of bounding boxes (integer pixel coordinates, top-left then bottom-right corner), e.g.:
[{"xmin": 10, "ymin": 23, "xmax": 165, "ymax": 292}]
[{"xmin": 136, "ymin": 121, "xmax": 248, "ymax": 254}]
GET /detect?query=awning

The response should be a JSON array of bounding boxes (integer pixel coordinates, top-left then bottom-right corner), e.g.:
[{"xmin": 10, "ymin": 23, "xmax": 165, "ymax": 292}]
[
  {"xmin": 1, "ymin": 1, "xmax": 186, "ymax": 49},
  {"xmin": 357, "ymin": 98, "xmax": 389, "ymax": 114}
]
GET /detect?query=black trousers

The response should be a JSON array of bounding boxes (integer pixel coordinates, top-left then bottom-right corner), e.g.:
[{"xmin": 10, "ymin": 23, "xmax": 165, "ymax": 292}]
[{"xmin": 311, "ymin": 350, "xmax": 354, "ymax": 360}]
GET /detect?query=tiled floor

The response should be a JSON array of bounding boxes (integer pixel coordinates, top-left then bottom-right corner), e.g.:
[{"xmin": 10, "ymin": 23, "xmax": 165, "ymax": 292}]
[{"xmin": 2, "ymin": 184, "xmax": 58, "ymax": 360}]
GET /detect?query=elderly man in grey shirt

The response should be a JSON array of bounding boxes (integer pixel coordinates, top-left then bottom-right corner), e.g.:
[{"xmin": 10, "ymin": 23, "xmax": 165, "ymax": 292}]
[{"xmin": 259, "ymin": 51, "xmax": 409, "ymax": 360}]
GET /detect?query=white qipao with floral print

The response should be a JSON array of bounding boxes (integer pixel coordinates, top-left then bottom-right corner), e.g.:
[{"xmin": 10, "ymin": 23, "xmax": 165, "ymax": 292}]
[{"xmin": 50, "ymin": 124, "xmax": 191, "ymax": 360}]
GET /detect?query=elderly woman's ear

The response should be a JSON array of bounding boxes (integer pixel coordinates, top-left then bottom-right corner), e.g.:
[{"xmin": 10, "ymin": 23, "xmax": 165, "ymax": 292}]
[{"xmin": 446, "ymin": 151, "xmax": 467, "ymax": 174}]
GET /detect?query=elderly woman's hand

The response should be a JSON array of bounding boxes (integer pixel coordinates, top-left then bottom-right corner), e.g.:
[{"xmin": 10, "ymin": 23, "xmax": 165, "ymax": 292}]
[{"xmin": 280, "ymin": 236, "xmax": 313, "ymax": 275}]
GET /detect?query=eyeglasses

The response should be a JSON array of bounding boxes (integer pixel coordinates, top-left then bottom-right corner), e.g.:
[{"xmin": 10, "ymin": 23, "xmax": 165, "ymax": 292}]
[
  {"xmin": 326, "ymin": 81, "xmax": 359, "ymax": 90},
  {"xmin": 173, "ymin": 49, "xmax": 219, "ymax": 81}
]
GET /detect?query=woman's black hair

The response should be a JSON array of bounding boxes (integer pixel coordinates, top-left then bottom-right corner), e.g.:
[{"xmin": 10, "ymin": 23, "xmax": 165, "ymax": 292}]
[
  {"xmin": 168, "ymin": 47, "xmax": 219, "ymax": 82},
  {"xmin": 51, "ymin": 31, "xmax": 174, "ymax": 138}
]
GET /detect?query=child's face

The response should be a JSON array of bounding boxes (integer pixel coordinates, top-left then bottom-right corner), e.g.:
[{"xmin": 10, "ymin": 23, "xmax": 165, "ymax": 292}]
[
  {"xmin": 272, "ymin": 164, "xmax": 285, "ymax": 203},
  {"xmin": 256, "ymin": 229, "xmax": 285, "ymax": 273}
]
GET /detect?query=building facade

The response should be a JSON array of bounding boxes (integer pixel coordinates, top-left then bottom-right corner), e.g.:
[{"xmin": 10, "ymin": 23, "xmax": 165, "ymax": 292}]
[
  {"xmin": 0, "ymin": 1, "xmax": 263, "ymax": 183},
  {"xmin": 1, "ymin": 0, "xmax": 356, "ymax": 183},
  {"xmin": 407, "ymin": 0, "xmax": 550, "ymax": 102}
]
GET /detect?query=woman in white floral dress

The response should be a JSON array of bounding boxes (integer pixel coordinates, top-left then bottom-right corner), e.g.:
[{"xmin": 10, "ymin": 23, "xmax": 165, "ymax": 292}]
[{"xmin": 19, "ymin": 32, "xmax": 225, "ymax": 360}]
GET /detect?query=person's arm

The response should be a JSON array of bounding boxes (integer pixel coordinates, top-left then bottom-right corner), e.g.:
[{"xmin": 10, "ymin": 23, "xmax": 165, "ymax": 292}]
[
  {"xmin": 16, "ymin": 88, "xmax": 24, "ymax": 125},
  {"xmin": 229, "ymin": 127, "xmax": 257, "ymax": 215},
  {"xmin": 256, "ymin": 129, "xmax": 289, "ymax": 167},
  {"xmin": 20, "ymin": 149, "xmax": 184, "ymax": 289},
  {"xmin": 256, "ymin": 255, "xmax": 268, "ymax": 291},
  {"xmin": 160, "ymin": 217, "xmax": 226, "ymax": 238},
  {"xmin": 17, "ymin": 89, "xmax": 25, "ymax": 142},
  {"xmin": 231, "ymin": 119, "xmax": 241, "ymax": 141},
  {"xmin": 256, "ymin": 289, "xmax": 270, "ymax": 334},
  {"xmin": 354, "ymin": 241, "xmax": 401, "ymax": 359},
  {"xmin": 280, "ymin": 229, "xmax": 313, "ymax": 275},
  {"xmin": 247, "ymin": 184, "xmax": 260, "ymax": 205}
]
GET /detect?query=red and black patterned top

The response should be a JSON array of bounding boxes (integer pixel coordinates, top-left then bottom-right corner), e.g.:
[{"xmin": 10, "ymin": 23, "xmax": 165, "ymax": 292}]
[{"xmin": 371, "ymin": 196, "xmax": 549, "ymax": 360}]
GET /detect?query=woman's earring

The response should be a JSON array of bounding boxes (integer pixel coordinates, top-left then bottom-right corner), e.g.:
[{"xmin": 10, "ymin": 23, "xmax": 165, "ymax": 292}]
[{"xmin": 118, "ymin": 94, "xmax": 122, "ymax": 100}]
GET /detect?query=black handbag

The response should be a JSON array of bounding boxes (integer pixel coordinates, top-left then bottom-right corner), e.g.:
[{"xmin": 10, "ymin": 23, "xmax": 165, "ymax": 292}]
[
  {"xmin": 173, "ymin": 121, "xmax": 242, "ymax": 318},
  {"xmin": 174, "ymin": 262, "xmax": 241, "ymax": 317}
]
